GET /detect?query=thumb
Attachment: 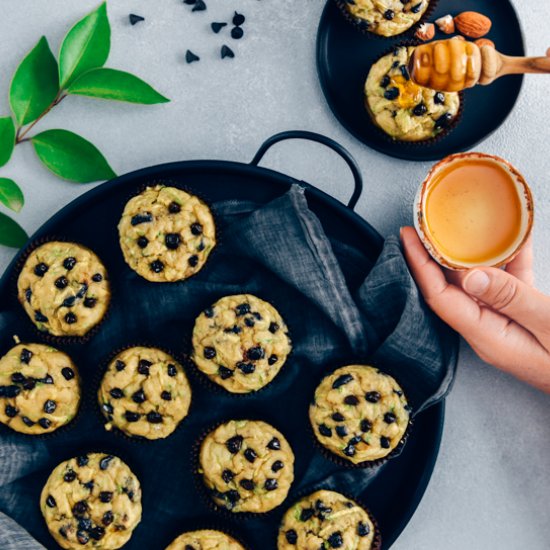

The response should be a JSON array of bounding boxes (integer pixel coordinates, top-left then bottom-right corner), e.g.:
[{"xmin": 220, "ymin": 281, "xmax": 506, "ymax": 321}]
[{"xmin": 462, "ymin": 268, "xmax": 550, "ymax": 336}]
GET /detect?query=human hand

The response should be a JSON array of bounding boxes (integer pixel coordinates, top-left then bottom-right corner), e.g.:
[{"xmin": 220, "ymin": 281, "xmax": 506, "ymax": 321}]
[{"xmin": 400, "ymin": 226, "xmax": 550, "ymax": 393}]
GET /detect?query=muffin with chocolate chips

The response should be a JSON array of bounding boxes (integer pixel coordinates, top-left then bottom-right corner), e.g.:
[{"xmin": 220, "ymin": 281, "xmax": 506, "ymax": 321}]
[
  {"xmin": 17, "ymin": 242, "xmax": 110, "ymax": 337},
  {"xmin": 165, "ymin": 529, "xmax": 245, "ymax": 550},
  {"xmin": 118, "ymin": 185, "xmax": 216, "ymax": 282},
  {"xmin": 0, "ymin": 343, "xmax": 80, "ymax": 434},
  {"xmin": 309, "ymin": 365, "xmax": 410, "ymax": 465},
  {"xmin": 278, "ymin": 490, "xmax": 378, "ymax": 549},
  {"xmin": 40, "ymin": 453, "xmax": 142, "ymax": 550},
  {"xmin": 98, "ymin": 346, "xmax": 192, "ymax": 440},
  {"xmin": 192, "ymin": 294, "xmax": 291, "ymax": 394},
  {"xmin": 198, "ymin": 420, "xmax": 294, "ymax": 513},
  {"xmin": 365, "ymin": 46, "xmax": 461, "ymax": 142},
  {"xmin": 336, "ymin": 0, "xmax": 430, "ymax": 36}
]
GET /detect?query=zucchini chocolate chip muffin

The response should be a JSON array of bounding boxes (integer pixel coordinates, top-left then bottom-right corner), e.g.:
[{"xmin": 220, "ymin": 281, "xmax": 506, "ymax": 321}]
[
  {"xmin": 17, "ymin": 241, "xmax": 110, "ymax": 337},
  {"xmin": 365, "ymin": 46, "xmax": 461, "ymax": 142},
  {"xmin": 98, "ymin": 346, "xmax": 192, "ymax": 440},
  {"xmin": 192, "ymin": 294, "xmax": 291, "ymax": 394},
  {"xmin": 40, "ymin": 453, "xmax": 142, "ymax": 550},
  {"xmin": 118, "ymin": 185, "xmax": 216, "ymax": 282},
  {"xmin": 0, "ymin": 343, "xmax": 80, "ymax": 434},
  {"xmin": 165, "ymin": 530, "xmax": 245, "ymax": 550},
  {"xmin": 309, "ymin": 365, "xmax": 410, "ymax": 465},
  {"xmin": 339, "ymin": 0, "xmax": 430, "ymax": 37},
  {"xmin": 199, "ymin": 420, "xmax": 295, "ymax": 514},
  {"xmin": 278, "ymin": 490, "xmax": 378, "ymax": 549}
]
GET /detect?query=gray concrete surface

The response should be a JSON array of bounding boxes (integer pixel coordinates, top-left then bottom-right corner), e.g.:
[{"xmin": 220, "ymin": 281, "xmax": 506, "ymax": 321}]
[{"xmin": 1, "ymin": 1, "xmax": 549, "ymax": 548}]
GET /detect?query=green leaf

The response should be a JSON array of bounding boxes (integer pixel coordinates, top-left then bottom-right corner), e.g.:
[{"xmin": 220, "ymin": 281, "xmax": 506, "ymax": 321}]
[
  {"xmin": 9, "ymin": 37, "xmax": 59, "ymax": 126},
  {"xmin": 32, "ymin": 129, "xmax": 116, "ymax": 183},
  {"xmin": 0, "ymin": 211, "xmax": 28, "ymax": 248},
  {"xmin": 67, "ymin": 68, "xmax": 169, "ymax": 104},
  {"xmin": 0, "ymin": 117, "xmax": 16, "ymax": 167},
  {"xmin": 59, "ymin": 2, "xmax": 110, "ymax": 88},
  {"xmin": 0, "ymin": 178, "xmax": 24, "ymax": 212}
]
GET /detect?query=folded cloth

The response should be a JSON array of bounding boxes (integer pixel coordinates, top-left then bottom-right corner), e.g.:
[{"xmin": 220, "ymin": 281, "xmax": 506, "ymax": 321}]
[{"xmin": 0, "ymin": 184, "xmax": 457, "ymax": 549}]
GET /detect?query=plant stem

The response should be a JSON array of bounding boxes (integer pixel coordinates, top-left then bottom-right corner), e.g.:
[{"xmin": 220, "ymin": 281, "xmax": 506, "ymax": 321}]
[{"xmin": 15, "ymin": 92, "xmax": 67, "ymax": 144}]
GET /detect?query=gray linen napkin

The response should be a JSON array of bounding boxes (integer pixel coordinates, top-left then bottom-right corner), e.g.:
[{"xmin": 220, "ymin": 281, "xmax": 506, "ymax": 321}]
[{"xmin": 0, "ymin": 184, "xmax": 457, "ymax": 548}]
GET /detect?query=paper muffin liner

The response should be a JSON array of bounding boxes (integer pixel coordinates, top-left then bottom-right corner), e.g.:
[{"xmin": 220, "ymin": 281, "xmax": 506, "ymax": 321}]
[
  {"xmin": 93, "ymin": 343, "xmax": 193, "ymax": 444},
  {"xmin": 117, "ymin": 180, "xmax": 221, "ymax": 285},
  {"xmin": 186, "ymin": 294, "xmax": 294, "ymax": 399},
  {"xmin": 163, "ymin": 523, "xmax": 251, "ymax": 550},
  {"xmin": 333, "ymin": 0, "xmax": 438, "ymax": 40},
  {"xmin": 308, "ymin": 363, "xmax": 413, "ymax": 470},
  {"xmin": 0, "ymin": 337, "xmax": 84, "ymax": 441},
  {"xmin": 192, "ymin": 417, "xmax": 296, "ymax": 521},
  {"xmin": 278, "ymin": 487, "xmax": 382, "ymax": 550},
  {"xmin": 10, "ymin": 235, "xmax": 113, "ymax": 347},
  {"xmin": 364, "ymin": 41, "xmax": 465, "ymax": 148}
]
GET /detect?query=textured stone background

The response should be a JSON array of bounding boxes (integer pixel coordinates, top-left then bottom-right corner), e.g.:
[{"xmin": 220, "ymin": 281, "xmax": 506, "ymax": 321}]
[{"xmin": 1, "ymin": 1, "xmax": 549, "ymax": 548}]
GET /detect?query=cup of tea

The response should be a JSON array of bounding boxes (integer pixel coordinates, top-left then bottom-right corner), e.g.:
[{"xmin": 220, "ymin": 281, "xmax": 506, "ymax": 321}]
[{"xmin": 414, "ymin": 152, "xmax": 534, "ymax": 270}]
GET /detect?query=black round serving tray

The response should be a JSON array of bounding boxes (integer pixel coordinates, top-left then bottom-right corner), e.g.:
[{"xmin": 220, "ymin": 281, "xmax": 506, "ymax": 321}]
[
  {"xmin": 0, "ymin": 132, "xmax": 446, "ymax": 549},
  {"xmin": 317, "ymin": 0, "xmax": 525, "ymax": 160}
]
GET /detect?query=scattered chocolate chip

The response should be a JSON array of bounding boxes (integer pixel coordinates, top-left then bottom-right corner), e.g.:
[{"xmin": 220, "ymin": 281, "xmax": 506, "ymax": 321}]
[
  {"xmin": 100, "ymin": 491, "xmax": 113, "ymax": 503},
  {"xmin": 267, "ymin": 437, "xmax": 281, "ymax": 450},
  {"xmin": 335, "ymin": 425, "xmax": 348, "ymax": 439},
  {"xmin": 413, "ymin": 102, "xmax": 427, "ymax": 116},
  {"xmin": 65, "ymin": 312, "xmax": 77, "ymax": 324},
  {"xmin": 5, "ymin": 405, "xmax": 17, "ymax": 418},
  {"xmin": 384, "ymin": 412, "xmax": 397, "ymax": 424},
  {"xmin": 239, "ymin": 479, "xmax": 255, "ymax": 491},
  {"xmin": 244, "ymin": 317, "xmax": 255, "ymax": 327},
  {"xmin": 38, "ymin": 417, "xmax": 51, "ymax": 429},
  {"xmin": 394, "ymin": 389, "xmax": 403, "ymax": 397},
  {"xmin": 219, "ymin": 366, "xmax": 233, "ymax": 379},
  {"xmin": 22, "ymin": 416, "xmax": 34, "ymax": 427},
  {"xmin": 332, "ymin": 374, "xmax": 353, "ymax": 389},
  {"xmin": 384, "ymin": 87, "xmax": 400, "ymax": 100},
  {"xmin": 233, "ymin": 11, "xmax": 245, "ymax": 26},
  {"xmin": 62, "ymin": 296, "xmax": 76, "ymax": 308},
  {"xmin": 129, "ymin": 390, "xmax": 144, "ymax": 404},
  {"xmin": 327, "ymin": 531, "xmax": 344, "ymax": 548},
  {"xmin": 77, "ymin": 530, "xmax": 89, "ymax": 545},
  {"xmin": 76, "ymin": 283, "xmax": 88, "ymax": 299},
  {"xmin": 271, "ymin": 461, "xmax": 284, "ymax": 474},
  {"xmin": 99, "ymin": 455, "xmax": 114, "ymax": 470},
  {"xmin": 319, "ymin": 424, "xmax": 332, "ymax": 437},
  {"xmin": 73, "ymin": 500, "xmax": 88, "ymax": 517},
  {"xmin": 204, "ymin": 306, "xmax": 214, "ymax": 318},
  {"xmin": 268, "ymin": 354, "xmax": 278, "ymax": 365},
  {"xmin": 349, "ymin": 435, "xmax": 362, "ymax": 445},
  {"xmin": 360, "ymin": 419, "xmax": 372, "ymax": 432},
  {"xmin": 247, "ymin": 346, "xmax": 265, "ymax": 361},
  {"xmin": 244, "ymin": 448, "xmax": 257, "ymax": 462},
  {"xmin": 102, "ymin": 402, "xmax": 113, "ymax": 415},
  {"xmin": 25, "ymin": 288, "xmax": 32, "ymax": 303},
  {"xmin": 115, "ymin": 360, "xmax": 126, "ymax": 371},
  {"xmin": 380, "ymin": 436, "xmax": 391, "ymax": 449},
  {"xmin": 236, "ymin": 362, "xmax": 255, "ymax": 374},
  {"xmin": 35, "ymin": 311, "xmax": 48, "ymax": 323},
  {"xmin": 20, "ymin": 348, "xmax": 33, "ymax": 364},
  {"xmin": 78, "ymin": 518, "xmax": 92, "ymax": 531},
  {"xmin": 102, "ymin": 511, "xmax": 114, "ymax": 526},
  {"xmin": 168, "ymin": 201, "xmax": 181, "ymax": 214},
  {"xmin": 77, "ymin": 455, "xmax": 89, "ymax": 467},
  {"xmin": 11, "ymin": 372, "xmax": 25, "ymax": 384},
  {"xmin": 225, "ymin": 489, "xmax": 240, "ymax": 505},
  {"xmin": 64, "ymin": 470, "xmax": 76, "ymax": 482},
  {"xmin": 231, "ymin": 26, "xmax": 244, "ymax": 39},
  {"xmin": 125, "ymin": 411, "xmax": 141, "ymax": 422},
  {"xmin": 188, "ymin": 255, "xmax": 199, "ymax": 267},
  {"xmin": 300, "ymin": 508, "xmax": 314, "ymax": 521},
  {"xmin": 435, "ymin": 112, "xmax": 453, "ymax": 129},
  {"xmin": 343, "ymin": 443, "xmax": 356, "ymax": 457},
  {"xmin": 236, "ymin": 303, "xmax": 250, "ymax": 316},
  {"xmin": 109, "ymin": 388, "xmax": 123, "ymax": 399},
  {"xmin": 137, "ymin": 236, "xmax": 148, "ymax": 249},
  {"xmin": 411, "ymin": 2, "xmax": 423, "ymax": 13},
  {"xmin": 129, "ymin": 13, "xmax": 145, "ymax": 25},
  {"xmin": 92, "ymin": 273, "xmax": 103, "ymax": 282},
  {"xmin": 23, "ymin": 378, "xmax": 36, "ymax": 390},
  {"xmin": 264, "ymin": 478, "xmax": 278, "ymax": 491},
  {"xmin": 0, "ymin": 385, "xmax": 20, "ymax": 398},
  {"xmin": 186, "ymin": 50, "xmax": 200, "ymax": 63},
  {"xmin": 34, "ymin": 263, "xmax": 49, "ymax": 277},
  {"xmin": 63, "ymin": 257, "xmax": 76, "ymax": 270},
  {"xmin": 165, "ymin": 233, "xmax": 181, "ymax": 250},
  {"xmin": 365, "ymin": 391, "xmax": 381, "ymax": 403},
  {"xmin": 41, "ymin": 374, "xmax": 54, "ymax": 384},
  {"xmin": 285, "ymin": 529, "xmax": 298, "ymax": 544},
  {"xmin": 131, "ymin": 212, "xmax": 153, "ymax": 226},
  {"xmin": 400, "ymin": 64, "xmax": 410, "ymax": 80},
  {"xmin": 84, "ymin": 297, "xmax": 97, "ymax": 308},
  {"xmin": 203, "ymin": 346, "xmax": 216, "ymax": 359},
  {"xmin": 89, "ymin": 526, "xmax": 105, "ymax": 541},
  {"xmin": 55, "ymin": 276, "xmax": 68, "ymax": 289},
  {"xmin": 62, "ymin": 367, "xmax": 75, "ymax": 380},
  {"xmin": 434, "ymin": 92, "xmax": 445, "ymax": 105},
  {"xmin": 344, "ymin": 395, "xmax": 359, "ymax": 406},
  {"xmin": 222, "ymin": 469, "xmax": 234, "ymax": 483},
  {"xmin": 226, "ymin": 435, "xmax": 243, "ymax": 454},
  {"xmin": 147, "ymin": 411, "xmax": 163, "ymax": 423},
  {"xmin": 43, "ymin": 400, "xmax": 57, "ymax": 414},
  {"xmin": 167, "ymin": 363, "xmax": 177, "ymax": 377},
  {"xmin": 384, "ymin": 9, "xmax": 394, "ymax": 20},
  {"xmin": 138, "ymin": 359, "xmax": 152, "ymax": 376},
  {"xmin": 161, "ymin": 390, "xmax": 172, "ymax": 401},
  {"xmin": 211, "ymin": 22, "xmax": 227, "ymax": 33},
  {"xmin": 357, "ymin": 521, "xmax": 370, "ymax": 536},
  {"xmin": 46, "ymin": 495, "xmax": 56, "ymax": 508},
  {"xmin": 150, "ymin": 260, "xmax": 164, "ymax": 273},
  {"xmin": 332, "ymin": 412, "xmax": 345, "ymax": 422},
  {"xmin": 268, "ymin": 322, "xmax": 279, "ymax": 333},
  {"xmin": 380, "ymin": 75, "xmax": 391, "ymax": 88}
]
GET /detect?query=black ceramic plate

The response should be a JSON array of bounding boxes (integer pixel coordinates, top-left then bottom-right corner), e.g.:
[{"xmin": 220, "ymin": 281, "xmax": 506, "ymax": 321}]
[
  {"xmin": 317, "ymin": 0, "xmax": 525, "ymax": 160},
  {"xmin": 0, "ymin": 133, "xmax": 452, "ymax": 549}
]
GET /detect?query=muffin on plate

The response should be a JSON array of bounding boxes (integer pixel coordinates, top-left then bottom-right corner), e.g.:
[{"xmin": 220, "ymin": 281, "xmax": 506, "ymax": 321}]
[
  {"xmin": 365, "ymin": 46, "xmax": 461, "ymax": 142},
  {"xmin": 118, "ymin": 185, "xmax": 216, "ymax": 282},
  {"xmin": 0, "ymin": 343, "xmax": 80, "ymax": 434},
  {"xmin": 278, "ymin": 490, "xmax": 379, "ymax": 549},
  {"xmin": 17, "ymin": 241, "xmax": 110, "ymax": 337},
  {"xmin": 309, "ymin": 365, "xmax": 410, "ymax": 465},
  {"xmin": 98, "ymin": 346, "xmax": 192, "ymax": 440},
  {"xmin": 336, "ymin": 0, "xmax": 431, "ymax": 37},
  {"xmin": 40, "ymin": 452, "xmax": 142, "ymax": 550},
  {"xmin": 198, "ymin": 420, "xmax": 295, "ymax": 513},
  {"xmin": 192, "ymin": 294, "xmax": 291, "ymax": 394},
  {"xmin": 165, "ymin": 530, "xmax": 245, "ymax": 550}
]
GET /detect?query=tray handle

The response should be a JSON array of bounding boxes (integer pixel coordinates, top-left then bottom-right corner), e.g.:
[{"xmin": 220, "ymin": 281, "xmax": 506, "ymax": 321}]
[{"xmin": 250, "ymin": 130, "xmax": 363, "ymax": 210}]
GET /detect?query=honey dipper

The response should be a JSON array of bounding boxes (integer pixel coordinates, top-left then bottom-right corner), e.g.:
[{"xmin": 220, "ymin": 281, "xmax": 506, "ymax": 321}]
[{"xmin": 409, "ymin": 37, "xmax": 550, "ymax": 93}]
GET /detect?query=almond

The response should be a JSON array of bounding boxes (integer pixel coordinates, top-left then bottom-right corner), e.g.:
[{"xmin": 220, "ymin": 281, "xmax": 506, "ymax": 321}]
[
  {"xmin": 435, "ymin": 15, "xmax": 455, "ymax": 34},
  {"xmin": 454, "ymin": 11, "xmax": 492, "ymax": 38},
  {"xmin": 415, "ymin": 22, "xmax": 435, "ymax": 42},
  {"xmin": 475, "ymin": 38, "xmax": 495, "ymax": 49}
]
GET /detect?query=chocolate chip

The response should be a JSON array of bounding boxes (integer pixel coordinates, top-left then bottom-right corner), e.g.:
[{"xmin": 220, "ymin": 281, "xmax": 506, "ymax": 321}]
[
  {"xmin": 11, "ymin": 372, "xmax": 25, "ymax": 383},
  {"xmin": 236, "ymin": 362, "xmax": 255, "ymax": 375},
  {"xmin": 186, "ymin": 50, "xmax": 200, "ymax": 63},
  {"xmin": 343, "ymin": 443, "xmax": 356, "ymax": 457},
  {"xmin": 319, "ymin": 424, "xmax": 332, "ymax": 437},
  {"xmin": 77, "ymin": 455, "xmax": 89, "ymax": 467},
  {"xmin": 62, "ymin": 367, "xmax": 75, "ymax": 380},
  {"xmin": 219, "ymin": 366, "xmax": 233, "ymax": 379},
  {"xmin": 150, "ymin": 260, "xmax": 164, "ymax": 273},
  {"xmin": 41, "ymin": 374, "xmax": 54, "ymax": 384},
  {"xmin": 267, "ymin": 437, "xmax": 281, "ymax": 450},
  {"xmin": 188, "ymin": 255, "xmax": 199, "ymax": 267},
  {"xmin": 384, "ymin": 87, "xmax": 400, "ymax": 100},
  {"xmin": 89, "ymin": 526, "xmax": 105, "ymax": 541},
  {"xmin": 23, "ymin": 378, "xmax": 35, "ymax": 390},
  {"xmin": 336, "ymin": 425, "xmax": 348, "ymax": 438},
  {"xmin": 231, "ymin": 26, "xmax": 244, "ymax": 39},
  {"xmin": 102, "ymin": 511, "xmax": 114, "ymax": 526},
  {"xmin": 131, "ymin": 212, "xmax": 153, "ymax": 226},
  {"xmin": 327, "ymin": 531, "xmax": 344, "ymax": 548},
  {"xmin": 222, "ymin": 469, "xmax": 234, "ymax": 483},
  {"xmin": 233, "ymin": 11, "xmax": 245, "ymax": 25},
  {"xmin": 161, "ymin": 391, "xmax": 172, "ymax": 401},
  {"xmin": 434, "ymin": 92, "xmax": 445, "ymax": 105},
  {"xmin": 203, "ymin": 346, "xmax": 216, "ymax": 359},
  {"xmin": 380, "ymin": 436, "xmax": 391, "ymax": 449},
  {"xmin": 349, "ymin": 435, "xmax": 362, "ymax": 445},
  {"xmin": 268, "ymin": 354, "xmax": 278, "ymax": 365},
  {"xmin": 400, "ymin": 64, "xmax": 410, "ymax": 80},
  {"xmin": 63, "ymin": 257, "xmax": 76, "ymax": 270},
  {"xmin": 383, "ymin": 9, "xmax": 394, "ymax": 19},
  {"xmin": 0, "ymin": 385, "xmax": 20, "ymax": 398},
  {"xmin": 131, "ymin": 389, "xmax": 146, "ymax": 403},
  {"xmin": 64, "ymin": 470, "xmax": 76, "ymax": 482},
  {"xmin": 204, "ymin": 306, "xmax": 214, "ymax": 318},
  {"xmin": 92, "ymin": 273, "xmax": 103, "ymax": 282},
  {"xmin": 137, "ymin": 236, "xmax": 148, "ymax": 249},
  {"xmin": 224, "ymin": 325, "xmax": 242, "ymax": 334},
  {"xmin": 62, "ymin": 296, "xmax": 76, "ymax": 308},
  {"xmin": 271, "ymin": 460, "xmax": 284, "ymax": 472},
  {"xmin": 435, "ymin": 112, "xmax": 453, "ymax": 129},
  {"xmin": 360, "ymin": 419, "xmax": 372, "ymax": 432},
  {"xmin": 332, "ymin": 412, "xmax": 345, "ymax": 422},
  {"xmin": 168, "ymin": 201, "xmax": 181, "ymax": 213},
  {"xmin": 236, "ymin": 303, "xmax": 250, "ymax": 316},
  {"xmin": 344, "ymin": 395, "xmax": 359, "ymax": 406},
  {"xmin": 65, "ymin": 312, "xmax": 77, "ymax": 324},
  {"xmin": 225, "ymin": 489, "xmax": 240, "ymax": 505},
  {"xmin": 22, "ymin": 416, "xmax": 34, "ymax": 426},
  {"xmin": 300, "ymin": 508, "xmax": 314, "ymax": 521},
  {"xmin": 43, "ymin": 400, "xmax": 57, "ymax": 414},
  {"xmin": 84, "ymin": 297, "xmax": 97, "ymax": 308},
  {"xmin": 268, "ymin": 322, "xmax": 279, "ymax": 333},
  {"xmin": 5, "ymin": 405, "xmax": 17, "ymax": 418},
  {"xmin": 413, "ymin": 102, "xmax": 427, "ymax": 116},
  {"xmin": 226, "ymin": 435, "xmax": 243, "ymax": 454},
  {"xmin": 332, "ymin": 374, "xmax": 353, "ymax": 389},
  {"xmin": 25, "ymin": 289, "xmax": 32, "ymax": 303},
  {"xmin": 46, "ymin": 495, "xmax": 56, "ymax": 508},
  {"xmin": 285, "ymin": 530, "xmax": 298, "ymax": 544},
  {"xmin": 365, "ymin": 391, "xmax": 381, "ymax": 403},
  {"xmin": 100, "ymin": 491, "xmax": 113, "ymax": 503},
  {"xmin": 99, "ymin": 455, "xmax": 114, "ymax": 470},
  {"xmin": 125, "ymin": 411, "xmax": 141, "ymax": 422},
  {"xmin": 239, "ymin": 479, "xmax": 255, "ymax": 491},
  {"xmin": 73, "ymin": 500, "xmax": 88, "ymax": 516},
  {"xmin": 115, "ymin": 360, "xmax": 126, "ymax": 372},
  {"xmin": 247, "ymin": 346, "xmax": 265, "ymax": 361},
  {"xmin": 77, "ymin": 530, "xmax": 89, "ymax": 545},
  {"xmin": 411, "ymin": 2, "xmax": 423, "ymax": 13},
  {"xmin": 147, "ymin": 411, "xmax": 163, "ymax": 423},
  {"xmin": 192, "ymin": 0, "xmax": 206, "ymax": 11},
  {"xmin": 34, "ymin": 263, "xmax": 49, "ymax": 277},
  {"xmin": 211, "ymin": 22, "xmax": 227, "ymax": 33},
  {"xmin": 19, "ymin": 348, "xmax": 32, "ymax": 364},
  {"xmin": 55, "ymin": 276, "xmax": 68, "ymax": 289},
  {"xmin": 58, "ymin": 527, "xmax": 68, "ymax": 539},
  {"xmin": 78, "ymin": 518, "xmax": 92, "ymax": 531},
  {"xmin": 165, "ymin": 233, "xmax": 181, "ymax": 250},
  {"xmin": 35, "ymin": 311, "xmax": 48, "ymax": 323},
  {"xmin": 110, "ymin": 388, "xmax": 124, "ymax": 399},
  {"xmin": 244, "ymin": 448, "xmax": 257, "ymax": 462},
  {"xmin": 357, "ymin": 521, "xmax": 370, "ymax": 536},
  {"xmin": 129, "ymin": 13, "xmax": 145, "ymax": 25},
  {"xmin": 264, "ymin": 478, "xmax": 278, "ymax": 491},
  {"xmin": 384, "ymin": 412, "xmax": 397, "ymax": 423},
  {"xmin": 380, "ymin": 75, "xmax": 391, "ymax": 88},
  {"xmin": 102, "ymin": 402, "xmax": 113, "ymax": 415},
  {"xmin": 167, "ymin": 363, "xmax": 177, "ymax": 377},
  {"xmin": 394, "ymin": 389, "xmax": 403, "ymax": 397},
  {"xmin": 244, "ymin": 317, "xmax": 255, "ymax": 327},
  {"xmin": 221, "ymin": 45, "xmax": 235, "ymax": 59},
  {"xmin": 76, "ymin": 283, "xmax": 88, "ymax": 299},
  {"xmin": 138, "ymin": 360, "xmax": 152, "ymax": 376}
]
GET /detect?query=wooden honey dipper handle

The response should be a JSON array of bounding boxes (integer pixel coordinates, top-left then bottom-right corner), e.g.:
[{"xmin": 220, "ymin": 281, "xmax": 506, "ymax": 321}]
[{"xmin": 482, "ymin": 49, "xmax": 550, "ymax": 85}]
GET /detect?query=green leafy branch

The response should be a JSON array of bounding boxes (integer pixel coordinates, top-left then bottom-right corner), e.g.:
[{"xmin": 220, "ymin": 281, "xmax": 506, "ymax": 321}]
[{"xmin": 0, "ymin": 2, "xmax": 169, "ymax": 249}]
